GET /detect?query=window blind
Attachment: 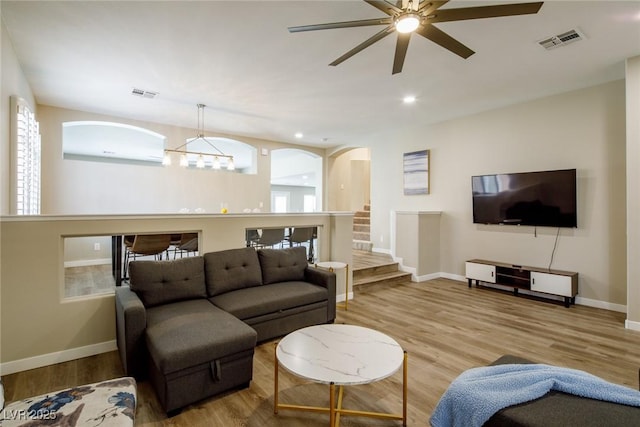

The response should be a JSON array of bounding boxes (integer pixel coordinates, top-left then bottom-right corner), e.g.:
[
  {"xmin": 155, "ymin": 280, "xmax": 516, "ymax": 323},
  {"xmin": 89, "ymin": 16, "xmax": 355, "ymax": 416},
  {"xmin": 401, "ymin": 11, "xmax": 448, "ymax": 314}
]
[{"xmin": 12, "ymin": 97, "xmax": 41, "ymax": 215}]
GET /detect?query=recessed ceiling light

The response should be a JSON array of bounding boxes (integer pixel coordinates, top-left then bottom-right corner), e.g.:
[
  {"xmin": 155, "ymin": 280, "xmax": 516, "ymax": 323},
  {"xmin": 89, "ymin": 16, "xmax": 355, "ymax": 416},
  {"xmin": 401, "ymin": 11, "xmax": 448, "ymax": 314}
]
[
  {"xmin": 295, "ymin": 132, "xmax": 303, "ymax": 139},
  {"xmin": 403, "ymin": 95, "xmax": 416, "ymax": 104}
]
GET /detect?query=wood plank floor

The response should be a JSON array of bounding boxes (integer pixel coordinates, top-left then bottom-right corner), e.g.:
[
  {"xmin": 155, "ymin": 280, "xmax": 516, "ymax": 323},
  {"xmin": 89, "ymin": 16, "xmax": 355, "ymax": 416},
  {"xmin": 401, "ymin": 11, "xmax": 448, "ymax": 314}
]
[{"xmin": 4, "ymin": 277, "xmax": 640, "ymax": 426}]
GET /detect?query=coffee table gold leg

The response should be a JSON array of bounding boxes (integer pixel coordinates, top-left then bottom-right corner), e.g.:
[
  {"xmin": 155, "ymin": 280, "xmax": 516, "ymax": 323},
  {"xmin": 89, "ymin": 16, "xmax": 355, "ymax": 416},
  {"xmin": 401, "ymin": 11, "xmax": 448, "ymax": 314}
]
[
  {"xmin": 403, "ymin": 351, "xmax": 408, "ymax": 426},
  {"xmin": 274, "ymin": 343, "xmax": 279, "ymax": 414},
  {"xmin": 329, "ymin": 382, "xmax": 336, "ymax": 427},
  {"xmin": 345, "ymin": 264, "xmax": 349, "ymax": 311},
  {"xmin": 335, "ymin": 385, "xmax": 345, "ymax": 427}
]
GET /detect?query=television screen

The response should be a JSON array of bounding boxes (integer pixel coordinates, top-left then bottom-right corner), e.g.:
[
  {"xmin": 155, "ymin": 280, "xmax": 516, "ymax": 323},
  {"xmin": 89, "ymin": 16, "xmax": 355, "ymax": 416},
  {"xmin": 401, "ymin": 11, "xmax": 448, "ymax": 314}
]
[{"xmin": 472, "ymin": 169, "xmax": 577, "ymax": 228}]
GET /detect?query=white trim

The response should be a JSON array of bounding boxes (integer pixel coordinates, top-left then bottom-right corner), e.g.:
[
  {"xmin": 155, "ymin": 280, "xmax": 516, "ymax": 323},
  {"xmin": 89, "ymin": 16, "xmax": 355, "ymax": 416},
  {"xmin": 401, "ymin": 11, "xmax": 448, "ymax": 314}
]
[
  {"xmin": 372, "ymin": 247, "xmax": 392, "ymax": 255},
  {"xmin": 625, "ymin": 319, "xmax": 640, "ymax": 331},
  {"xmin": 440, "ymin": 272, "xmax": 466, "ymax": 282},
  {"xmin": 415, "ymin": 272, "xmax": 441, "ymax": 282},
  {"xmin": 336, "ymin": 292, "xmax": 355, "ymax": 303},
  {"xmin": 0, "ymin": 341, "xmax": 117, "ymax": 376},
  {"xmin": 1, "ymin": 212, "xmax": 354, "ymax": 222},
  {"xmin": 64, "ymin": 258, "xmax": 112, "ymax": 268},
  {"xmin": 575, "ymin": 296, "xmax": 627, "ymax": 313}
]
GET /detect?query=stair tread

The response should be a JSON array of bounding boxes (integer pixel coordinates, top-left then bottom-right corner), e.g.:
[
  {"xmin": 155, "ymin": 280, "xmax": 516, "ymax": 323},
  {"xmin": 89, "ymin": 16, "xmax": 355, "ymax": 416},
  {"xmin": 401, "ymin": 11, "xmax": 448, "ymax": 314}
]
[{"xmin": 354, "ymin": 270, "xmax": 412, "ymax": 286}]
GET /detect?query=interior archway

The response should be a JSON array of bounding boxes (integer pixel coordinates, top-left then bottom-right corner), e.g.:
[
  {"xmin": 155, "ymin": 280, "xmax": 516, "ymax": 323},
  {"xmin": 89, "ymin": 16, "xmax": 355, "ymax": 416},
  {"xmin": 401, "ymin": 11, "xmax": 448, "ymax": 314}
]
[{"xmin": 270, "ymin": 149, "xmax": 323, "ymax": 213}]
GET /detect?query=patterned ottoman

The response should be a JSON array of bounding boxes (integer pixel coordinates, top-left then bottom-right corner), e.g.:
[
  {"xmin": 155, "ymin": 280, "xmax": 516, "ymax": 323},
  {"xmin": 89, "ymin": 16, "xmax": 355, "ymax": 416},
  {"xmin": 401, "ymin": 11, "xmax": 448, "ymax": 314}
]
[{"xmin": 0, "ymin": 377, "xmax": 136, "ymax": 426}]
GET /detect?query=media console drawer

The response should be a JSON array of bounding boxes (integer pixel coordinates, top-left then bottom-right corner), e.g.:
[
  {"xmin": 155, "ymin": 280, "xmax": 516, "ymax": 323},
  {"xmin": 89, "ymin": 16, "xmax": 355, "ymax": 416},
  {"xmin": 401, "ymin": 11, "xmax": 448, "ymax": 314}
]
[
  {"xmin": 465, "ymin": 261, "xmax": 496, "ymax": 284},
  {"xmin": 465, "ymin": 259, "xmax": 578, "ymax": 307},
  {"xmin": 531, "ymin": 271, "xmax": 576, "ymax": 297}
]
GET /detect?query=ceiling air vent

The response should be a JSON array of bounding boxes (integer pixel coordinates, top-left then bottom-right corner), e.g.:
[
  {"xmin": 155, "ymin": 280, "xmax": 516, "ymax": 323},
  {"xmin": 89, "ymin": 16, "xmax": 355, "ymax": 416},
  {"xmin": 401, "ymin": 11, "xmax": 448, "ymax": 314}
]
[
  {"xmin": 131, "ymin": 88, "xmax": 158, "ymax": 99},
  {"xmin": 538, "ymin": 29, "xmax": 585, "ymax": 50}
]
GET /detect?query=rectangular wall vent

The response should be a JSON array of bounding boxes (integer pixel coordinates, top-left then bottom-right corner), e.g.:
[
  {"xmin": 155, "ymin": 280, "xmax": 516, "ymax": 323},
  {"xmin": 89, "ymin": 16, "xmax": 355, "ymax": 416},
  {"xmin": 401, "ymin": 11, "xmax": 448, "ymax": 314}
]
[
  {"xmin": 131, "ymin": 88, "xmax": 158, "ymax": 99},
  {"xmin": 538, "ymin": 29, "xmax": 585, "ymax": 50}
]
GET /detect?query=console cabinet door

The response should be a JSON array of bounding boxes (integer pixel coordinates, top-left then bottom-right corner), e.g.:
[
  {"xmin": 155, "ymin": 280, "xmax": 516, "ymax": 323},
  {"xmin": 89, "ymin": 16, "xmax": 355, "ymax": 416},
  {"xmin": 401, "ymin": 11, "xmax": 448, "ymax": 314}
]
[
  {"xmin": 530, "ymin": 271, "xmax": 573, "ymax": 297},
  {"xmin": 465, "ymin": 262, "xmax": 496, "ymax": 283}
]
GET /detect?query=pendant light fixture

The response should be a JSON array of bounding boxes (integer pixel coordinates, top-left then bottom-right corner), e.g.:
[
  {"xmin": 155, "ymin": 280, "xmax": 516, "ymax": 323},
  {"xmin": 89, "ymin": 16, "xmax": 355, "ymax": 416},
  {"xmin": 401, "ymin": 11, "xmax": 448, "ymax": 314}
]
[{"xmin": 163, "ymin": 104, "xmax": 234, "ymax": 170}]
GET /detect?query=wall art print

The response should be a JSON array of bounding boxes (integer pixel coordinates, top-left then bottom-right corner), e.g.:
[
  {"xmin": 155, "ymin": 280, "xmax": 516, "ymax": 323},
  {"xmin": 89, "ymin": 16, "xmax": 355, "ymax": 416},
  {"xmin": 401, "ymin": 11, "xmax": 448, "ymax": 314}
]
[{"xmin": 403, "ymin": 149, "xmax": 430, "ymax": 195}]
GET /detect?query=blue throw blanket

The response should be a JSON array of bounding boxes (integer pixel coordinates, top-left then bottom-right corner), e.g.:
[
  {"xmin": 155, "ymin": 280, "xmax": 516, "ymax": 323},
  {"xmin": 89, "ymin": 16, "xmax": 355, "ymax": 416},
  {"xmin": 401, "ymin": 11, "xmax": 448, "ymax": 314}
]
[{"xmin": 430, "ymin": 363, "xmax": 640, "ymax": 427}]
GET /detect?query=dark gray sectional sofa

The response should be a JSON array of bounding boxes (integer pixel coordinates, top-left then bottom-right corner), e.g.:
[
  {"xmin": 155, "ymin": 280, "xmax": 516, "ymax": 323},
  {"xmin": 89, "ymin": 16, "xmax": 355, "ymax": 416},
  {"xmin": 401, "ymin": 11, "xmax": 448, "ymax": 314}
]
[{"xmin": 115, "ymin": 246, "xmax": 336, "ymax": 413}]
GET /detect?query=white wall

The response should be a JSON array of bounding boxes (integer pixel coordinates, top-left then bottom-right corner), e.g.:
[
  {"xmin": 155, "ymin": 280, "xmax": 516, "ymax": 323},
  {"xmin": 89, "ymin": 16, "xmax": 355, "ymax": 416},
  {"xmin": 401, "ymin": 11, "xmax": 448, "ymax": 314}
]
[
  {"xmin": 370, "ymin": 80, "xmax": 627, "ymax": 306},
  {"xmin": 626, "ymin": 55, "xmax": 640, "ymax": 326},
  {"xmin": 1, "ymin": 17, "xmax": 36, "ymax": 215}
]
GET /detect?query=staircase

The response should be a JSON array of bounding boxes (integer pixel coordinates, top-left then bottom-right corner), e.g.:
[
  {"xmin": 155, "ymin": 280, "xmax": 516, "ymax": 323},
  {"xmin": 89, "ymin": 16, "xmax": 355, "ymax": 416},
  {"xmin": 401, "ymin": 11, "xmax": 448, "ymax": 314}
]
[
  {"xmin": 353, "ymin": 204, "xmax": 373, "ymax": 251},
  {"xmin": 352, "ymin": 250, "xmax": 412, "ymax": 291}
]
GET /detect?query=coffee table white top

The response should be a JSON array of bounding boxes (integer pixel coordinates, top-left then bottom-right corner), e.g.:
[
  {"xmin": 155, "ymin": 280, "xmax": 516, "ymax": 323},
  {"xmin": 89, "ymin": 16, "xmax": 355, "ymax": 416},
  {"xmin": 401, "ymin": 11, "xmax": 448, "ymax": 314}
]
[{"xmin": 276, "ymin": 324, "xmax": 404, "ymax": 386}]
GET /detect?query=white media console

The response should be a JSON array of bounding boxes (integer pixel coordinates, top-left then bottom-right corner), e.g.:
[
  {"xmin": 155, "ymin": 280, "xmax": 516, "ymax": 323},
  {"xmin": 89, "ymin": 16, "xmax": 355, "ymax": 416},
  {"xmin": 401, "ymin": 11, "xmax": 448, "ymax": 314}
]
[{"xmin": 465, "ymin": 259, "xmax": 578, "ymax": 307}]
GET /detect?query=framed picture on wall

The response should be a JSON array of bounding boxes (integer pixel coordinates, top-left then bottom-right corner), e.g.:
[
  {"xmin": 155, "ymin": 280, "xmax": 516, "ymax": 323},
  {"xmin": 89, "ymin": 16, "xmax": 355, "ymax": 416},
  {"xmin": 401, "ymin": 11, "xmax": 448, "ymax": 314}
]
[{"xmin": 403, "ymin": 149, "xmax": 430, "ymax": 195}]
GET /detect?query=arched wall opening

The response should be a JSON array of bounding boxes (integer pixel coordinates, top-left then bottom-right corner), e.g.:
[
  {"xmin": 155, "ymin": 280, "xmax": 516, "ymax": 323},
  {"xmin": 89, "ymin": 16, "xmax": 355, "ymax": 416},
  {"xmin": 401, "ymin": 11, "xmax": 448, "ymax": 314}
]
[{"xmin": 270, "ymin": 148, "xmax": 323, "ymax": 213}]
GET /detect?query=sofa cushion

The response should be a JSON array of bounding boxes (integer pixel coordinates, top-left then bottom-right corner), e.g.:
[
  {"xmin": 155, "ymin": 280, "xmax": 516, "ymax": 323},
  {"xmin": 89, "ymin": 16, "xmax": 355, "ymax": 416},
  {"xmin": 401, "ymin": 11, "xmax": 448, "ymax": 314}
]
[
  {"xmin": 145, "ymin": 299, "xmax": 257, "ymax": 375},
  {"xmin": 257, "ymin": 247, "xmax": 308, "ymax": 285},
  {"xmin": 209, "ymin": 281, "xmax": 328, "ymax": 320},
  {"xmin": 129, "ymin": 257, "xmax": 206, "ymax": 307},
  {"xmin": 204, "ymin": 247, "xmax": 263, "ymax": 297}
]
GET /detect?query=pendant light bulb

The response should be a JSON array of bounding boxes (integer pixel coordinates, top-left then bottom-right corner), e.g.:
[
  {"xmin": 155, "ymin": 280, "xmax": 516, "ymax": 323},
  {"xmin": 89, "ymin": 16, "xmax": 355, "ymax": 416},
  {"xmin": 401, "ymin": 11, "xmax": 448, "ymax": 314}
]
[
  {"xmin": 212, "ymin": 156, "xmax": 221, "ymax": 170},
  {"xmin": 179, "ymin": 153, "xmax": 188, "ymax": 167},
  {"xmin": 162, "ymin": 152, "xmax": 171, "ymax": 166}
]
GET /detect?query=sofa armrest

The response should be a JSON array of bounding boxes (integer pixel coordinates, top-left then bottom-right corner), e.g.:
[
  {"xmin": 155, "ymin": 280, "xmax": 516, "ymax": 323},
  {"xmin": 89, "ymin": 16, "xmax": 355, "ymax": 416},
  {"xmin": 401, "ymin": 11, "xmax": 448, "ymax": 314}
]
[
  {"xmin": 115, "ymin": 285, "xmax": 147, "ymax": 379},
  {"xmin": 304, "ymin": 267, "xmax": 336, "ymax": 322}
]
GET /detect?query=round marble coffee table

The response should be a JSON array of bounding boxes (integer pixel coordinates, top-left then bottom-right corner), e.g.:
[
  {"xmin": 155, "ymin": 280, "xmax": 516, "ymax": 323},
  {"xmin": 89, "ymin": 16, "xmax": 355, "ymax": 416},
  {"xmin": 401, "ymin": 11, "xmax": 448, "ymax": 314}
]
[{"xmin": 274, "ymin": 324, "xmax": 407, "ymax": 426}]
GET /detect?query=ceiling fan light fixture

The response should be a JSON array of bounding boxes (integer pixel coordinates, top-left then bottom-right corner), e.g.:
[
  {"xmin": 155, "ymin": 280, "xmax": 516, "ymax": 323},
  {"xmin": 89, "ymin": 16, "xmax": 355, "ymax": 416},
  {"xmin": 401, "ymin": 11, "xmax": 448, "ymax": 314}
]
[{"xmin": 395, "ymin": 12, "xmax": 420, "ymax": 34}]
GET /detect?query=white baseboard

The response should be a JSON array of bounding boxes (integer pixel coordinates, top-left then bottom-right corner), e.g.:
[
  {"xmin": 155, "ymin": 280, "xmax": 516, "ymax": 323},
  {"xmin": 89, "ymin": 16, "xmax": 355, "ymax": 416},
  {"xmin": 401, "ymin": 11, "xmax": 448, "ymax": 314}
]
[
  {"xmin": 336, "ymin": 292, "xmax": 354, "ymax": 303},
  {"xmin": 438, "ymin": 272, "xmax": 466, "ymax": 282},
  {"xmin": 64, "ymin": 258, "xmax": 112, "ymax": 268},
  {"xmin": 625, "ymin": 319, "xmax": 640, "ymax": 331},
  {"xmin": 575, "ymin": 296, "xmax": 627, "ymax": 313},
  {"xmin": 371, "ymin": 247, "xmax": 392, "ymax": 255},
  {"xmin": 414, "ymin": 272, "xmax": 442, "ymax": 282},
  {"xmin": 0, "ymin": 340, "xmax": 117, "ymax": 376}
]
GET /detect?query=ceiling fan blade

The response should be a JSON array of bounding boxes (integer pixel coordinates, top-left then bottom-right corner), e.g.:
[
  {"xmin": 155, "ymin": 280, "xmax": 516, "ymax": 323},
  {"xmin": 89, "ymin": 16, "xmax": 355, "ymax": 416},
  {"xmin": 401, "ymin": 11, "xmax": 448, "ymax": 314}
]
[
  {"xmin": 288, "ymin": 17, "xmax": 391, "ymax": 33},
  {"xmin": 427, "ymin": 2, "xmax": 543, "ymax": 23},
  {"xmin": 330, "ymin": 26, "xmax": 395, "ymax": 66},
  {"xmin": 363, "ymin": 0, "xmax": 403, "ymax": 17},
  {"xmin": 418, "ymin": 1, "xmax": 449, "ymax": 14},
  {"xmin": 392, "ymin": 33, "xmax": 411, "ymax": 75},
  {"xmin": 416, "ymin": 24, "xmax": 474, "ymax": 58}
]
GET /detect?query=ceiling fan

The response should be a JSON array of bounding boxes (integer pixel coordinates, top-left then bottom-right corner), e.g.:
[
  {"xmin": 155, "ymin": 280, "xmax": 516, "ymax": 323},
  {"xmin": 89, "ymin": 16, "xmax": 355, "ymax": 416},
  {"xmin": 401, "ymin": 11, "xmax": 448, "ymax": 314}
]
[{"xmin": 288, "ymin": 0, "xmax": 544, "ymax": 74}]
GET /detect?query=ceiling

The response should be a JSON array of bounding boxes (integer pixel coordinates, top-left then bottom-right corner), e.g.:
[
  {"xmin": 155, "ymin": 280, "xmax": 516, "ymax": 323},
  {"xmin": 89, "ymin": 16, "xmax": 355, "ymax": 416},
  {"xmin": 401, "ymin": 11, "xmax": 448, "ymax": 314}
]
[{"xmin": 2, "ymin": 1, "xmax": 639, "ymax": 149}]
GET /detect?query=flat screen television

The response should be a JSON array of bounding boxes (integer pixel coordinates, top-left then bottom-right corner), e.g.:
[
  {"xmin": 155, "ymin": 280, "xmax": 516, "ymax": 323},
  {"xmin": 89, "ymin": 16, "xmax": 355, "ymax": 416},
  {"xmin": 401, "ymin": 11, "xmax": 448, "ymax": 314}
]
[{"xmin": 472, "ymin": 169, "xmax": 577, "ymax": 228}]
